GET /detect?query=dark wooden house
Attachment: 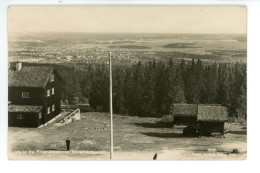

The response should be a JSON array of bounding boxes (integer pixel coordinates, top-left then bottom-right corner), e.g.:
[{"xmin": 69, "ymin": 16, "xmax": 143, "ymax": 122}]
[
  {"xmin": 197, "ymin": 105, "xmax": 228, "ymax": 136},
  {"xmin": 8, "ymin": 62, "xmax": 62, "ymax": 127}
]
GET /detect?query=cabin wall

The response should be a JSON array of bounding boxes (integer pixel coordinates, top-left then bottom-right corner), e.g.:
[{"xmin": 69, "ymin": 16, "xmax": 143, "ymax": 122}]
[
  {"xmin": 8, "ymin": 112, "xmax": 42, "ymax": 128},
  {"xmin": 198, "ymin": 121, "xmax": 224, "ymax": 135},
  {"xmin": 8, "ymin": 87, "xmax": 44, "ymax": 105},
  {"xmin": 42, "ymin": 73, "xmax": 61, "ymax": 123},
  {"xmin": 174, "ymin": 116, "xmax": 197, "ymax": 126}
]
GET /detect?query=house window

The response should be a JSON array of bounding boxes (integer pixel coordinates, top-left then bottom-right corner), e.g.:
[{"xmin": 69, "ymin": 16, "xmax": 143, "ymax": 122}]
[
  {"xmin": 17, "ymin": 114, "xmax": 23, "ymax": 119},
  {"xmin": 50, "ymin": 74, "xmax": 54, "ymax": 82},
  {"xmin": 52, "ymin": 88, "xmax": 55, "ymax": 95},
  {"xmin": 47, "ymin": 107, "xmax": 50, "ymax": 114},
  {"xmin": 39, "ymin": 112, "xmax": 42, "ymax": 119},
  {"xmin": 47, "ymin": 90, "xmax": 50, "ymax": 97},
  {"xmin": 52, "ymin": 104, "xmax": 55, "ymax": 112},
  {"xmin": 22, "ymin": 92, "xmax": 29, "ymax": 98}
]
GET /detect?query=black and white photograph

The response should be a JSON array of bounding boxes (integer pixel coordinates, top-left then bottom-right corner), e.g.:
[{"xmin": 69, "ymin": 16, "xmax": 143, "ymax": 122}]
[{"xmin": 7, "ymin": 5, "xmax": 247, "ymax": 160}]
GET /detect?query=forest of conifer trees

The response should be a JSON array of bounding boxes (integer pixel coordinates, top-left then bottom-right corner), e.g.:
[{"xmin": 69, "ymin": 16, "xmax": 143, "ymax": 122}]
[{"xmin": 62, "ymin": 59, "xmax": 247, "ymax": 120}]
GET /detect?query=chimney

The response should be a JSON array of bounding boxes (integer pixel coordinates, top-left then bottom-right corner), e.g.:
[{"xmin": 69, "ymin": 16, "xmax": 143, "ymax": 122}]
[{"xmin": 16, "ymin": 61, "xmax": 22, "ymax": 71}]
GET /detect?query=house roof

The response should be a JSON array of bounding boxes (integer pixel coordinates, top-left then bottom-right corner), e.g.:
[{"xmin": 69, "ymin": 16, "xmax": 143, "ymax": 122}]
[
  {"xmin": 172, "ymin": 104, "xmax": 197, "ymax": 117},
  {"xmin": 8, "ymin": 66, "xmax": 54, "ymax": 88},
  {"xmin": 8, "ymin": 105, "xmax": 43, "ymax": 113},
  {"xmin": 197, "ymin": 105, "xmax": 228, "ymax": 122}
]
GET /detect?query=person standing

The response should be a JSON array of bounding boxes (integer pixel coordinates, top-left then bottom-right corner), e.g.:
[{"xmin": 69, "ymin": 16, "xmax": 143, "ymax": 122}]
[
  {"xmin": 66, "ymin": 138, "xmax": 70, "ymax": 151},
  {"xmin": 153, "ymin": 153, "xmax": 157, "ymax": 160}
]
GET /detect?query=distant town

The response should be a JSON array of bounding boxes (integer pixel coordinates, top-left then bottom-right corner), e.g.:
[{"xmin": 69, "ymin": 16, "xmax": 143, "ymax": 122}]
[{"xmin": 8, "ymin": 33, "xmax": 247, "ymax": 68}]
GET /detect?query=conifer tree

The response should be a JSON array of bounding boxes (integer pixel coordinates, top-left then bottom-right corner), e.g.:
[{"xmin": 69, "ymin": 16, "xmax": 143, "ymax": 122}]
[
  {"xmin": 141, "ymin": 61, "xmax": 157, "ymax": 116},
  {"xmin": 131, "ymin": 62, "xmax": 144, "ymax": 116}
]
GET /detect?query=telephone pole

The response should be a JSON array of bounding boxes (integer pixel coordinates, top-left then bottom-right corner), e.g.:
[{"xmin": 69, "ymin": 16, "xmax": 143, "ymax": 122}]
[{"xmin": 109, "ymin": 52, "xmax": 113, "ymax": 160}]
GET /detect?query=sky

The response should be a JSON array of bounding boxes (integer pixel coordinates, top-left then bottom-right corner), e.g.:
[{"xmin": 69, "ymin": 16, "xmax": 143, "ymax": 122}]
[{"xmin": 8, "ymin": 6, "xmax": 247, "ymax": 34}]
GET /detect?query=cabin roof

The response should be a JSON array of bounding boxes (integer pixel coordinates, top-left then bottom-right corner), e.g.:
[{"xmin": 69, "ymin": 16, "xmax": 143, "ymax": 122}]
[
  {"xmin": 8, "ymin": 105, "xmax": 43, "ymax": 113},
  {"xmin": 197, "ymin": 105, "xmax": 228, "ymax": 122},
  {"xmin": 8, "ymin": 66, "xmax": 54, "ymax": 88},
  {"xmin": 172, "ymin": 104, "xmax": 197, "ymax": 117}
]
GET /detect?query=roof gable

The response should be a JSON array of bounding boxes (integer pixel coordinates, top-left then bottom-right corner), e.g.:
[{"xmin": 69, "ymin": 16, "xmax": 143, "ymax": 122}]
[
  {"xmin": 197, "ymin": 105, "xmax": 228, "ymax": 122},
  {"xmin": 8, "ymin": 66, "xmax": 54, "ymax": 88},
  {"xmin": 172, "ymin": 104, "xmax": 197, "ymax": 117}
]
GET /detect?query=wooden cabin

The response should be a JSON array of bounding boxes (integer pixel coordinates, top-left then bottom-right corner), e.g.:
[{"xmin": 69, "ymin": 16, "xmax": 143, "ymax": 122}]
[
  {"xmin": 8, "ymin": 62, "xmax": 62, "ymax": 127},
  {"xmin": 172, "ymin": 104, "xmax": 228, "ymax": 136},
  {"xmin": 197, "ymin": 105, "xmax": 228, "ymax": 136}
]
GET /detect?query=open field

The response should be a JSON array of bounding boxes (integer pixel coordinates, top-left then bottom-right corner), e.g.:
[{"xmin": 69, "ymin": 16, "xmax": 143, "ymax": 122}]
[{"xmin": 8, "ymin": 112, "xmax": 247, "ymax": 160}]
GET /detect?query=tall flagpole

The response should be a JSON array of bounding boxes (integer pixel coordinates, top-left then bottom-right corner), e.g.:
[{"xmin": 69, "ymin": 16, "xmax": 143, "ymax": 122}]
[{"xmin": 109, "ymin": 52, "xmax": 113, "ymax": 159}]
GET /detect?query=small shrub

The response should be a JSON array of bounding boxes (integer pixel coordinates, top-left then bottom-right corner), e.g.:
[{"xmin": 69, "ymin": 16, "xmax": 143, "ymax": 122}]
[
  {"xmin": 228, "ymin": 116, "xmax": 238, "ymax": 123},
  {"xmin": 156, "ymin": 115, "xmax": 174, "ymax": 128},
  {"xmin": 228, "ymin": 116, "xmax": 247, "ymax": 125},
  {"xmin": 96, "ymin": 105, "xmax": 103, "ymax": 112},
  {"xmin": 238, "ymin": 117, "xmax": 247, "ymax": 126},
  {"xmin": 159, "ymin": 115, "xmax": 174, "ymax": 123}
]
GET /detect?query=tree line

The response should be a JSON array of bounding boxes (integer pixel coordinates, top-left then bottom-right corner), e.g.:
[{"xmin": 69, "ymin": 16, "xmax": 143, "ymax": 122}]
[{"xmin": 66, "ymin": 59, "xmax": 246, "ymax": 120}]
